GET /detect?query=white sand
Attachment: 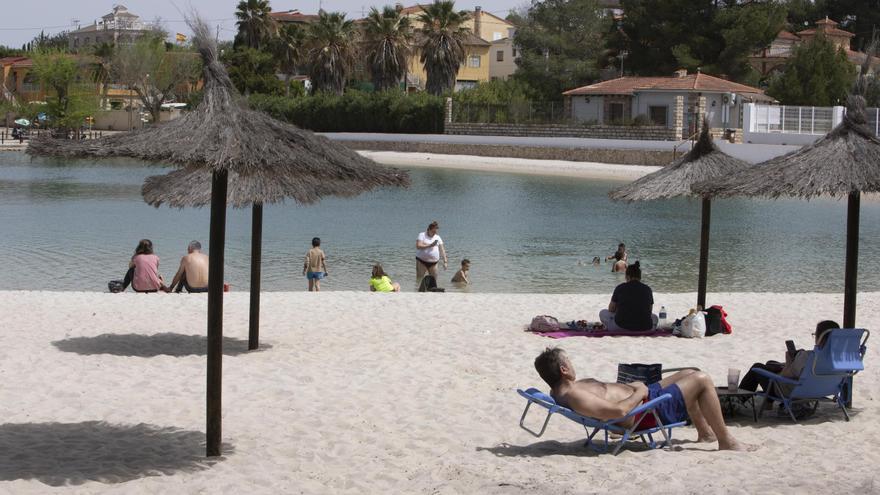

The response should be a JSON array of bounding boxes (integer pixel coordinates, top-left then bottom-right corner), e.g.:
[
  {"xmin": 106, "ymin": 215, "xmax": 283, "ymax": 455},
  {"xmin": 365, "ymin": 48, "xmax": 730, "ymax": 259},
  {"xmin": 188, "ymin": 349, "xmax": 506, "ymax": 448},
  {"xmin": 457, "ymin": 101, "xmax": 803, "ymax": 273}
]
[
  {"xmin": 0, "ymin": 290, "xmax": 877, "ymax": 493},
  {"xmin": 360, "ymin": 150, "xmax": 660, "ymax": 180}
]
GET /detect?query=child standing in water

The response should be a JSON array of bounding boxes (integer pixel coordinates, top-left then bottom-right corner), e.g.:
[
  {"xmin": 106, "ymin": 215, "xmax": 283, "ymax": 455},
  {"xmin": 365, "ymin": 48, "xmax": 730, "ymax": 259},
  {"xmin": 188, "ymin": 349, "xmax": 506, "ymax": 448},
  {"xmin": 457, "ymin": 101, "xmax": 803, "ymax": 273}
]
[
  {"xmin": 451, "ymin": 259, "xmax": 471, "ymax": 285},
  {"xmin": 303, "ymin": 237, "xmax": 328, "ymax": 291}
]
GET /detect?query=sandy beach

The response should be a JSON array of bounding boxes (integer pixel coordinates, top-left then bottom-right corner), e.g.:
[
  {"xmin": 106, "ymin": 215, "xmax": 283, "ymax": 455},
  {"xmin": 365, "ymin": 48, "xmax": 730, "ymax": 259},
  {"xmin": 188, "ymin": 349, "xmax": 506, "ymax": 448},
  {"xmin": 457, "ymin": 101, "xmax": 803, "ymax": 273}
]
[
  {"xmin": 0, "ymin": 290, "xmax": 876, "ymax": 493},
  {"xmin": 360, "ymin": 150, "xmax": 660, "ymax": 180}
]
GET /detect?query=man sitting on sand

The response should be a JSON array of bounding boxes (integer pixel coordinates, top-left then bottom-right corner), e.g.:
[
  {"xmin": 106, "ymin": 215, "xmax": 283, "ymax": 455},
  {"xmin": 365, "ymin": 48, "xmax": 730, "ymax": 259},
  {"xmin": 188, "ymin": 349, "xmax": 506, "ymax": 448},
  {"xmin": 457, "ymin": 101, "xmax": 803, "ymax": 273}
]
[
  {"xmin": 534, "ymin": 347, "xmax": 754, "ymax": 451},
  {"xmin": 167, "ymin": 240, "xmax": 209, "ymax": 293}
]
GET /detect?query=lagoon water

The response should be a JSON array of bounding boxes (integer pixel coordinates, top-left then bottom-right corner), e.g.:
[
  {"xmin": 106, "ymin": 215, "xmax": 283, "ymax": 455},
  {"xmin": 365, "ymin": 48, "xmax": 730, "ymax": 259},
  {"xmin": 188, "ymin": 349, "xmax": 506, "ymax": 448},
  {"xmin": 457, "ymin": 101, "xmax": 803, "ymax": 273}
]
[{"xmin": 1, "ymin": 151, "xmax": 879, "ymax": 295}]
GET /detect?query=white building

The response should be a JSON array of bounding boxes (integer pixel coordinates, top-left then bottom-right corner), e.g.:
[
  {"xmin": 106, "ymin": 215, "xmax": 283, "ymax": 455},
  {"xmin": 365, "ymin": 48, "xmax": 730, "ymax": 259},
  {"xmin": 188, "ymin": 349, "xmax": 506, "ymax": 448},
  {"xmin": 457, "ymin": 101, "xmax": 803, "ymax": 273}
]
[
  {"xmin": 68, "ymin": 5, "xmax": 156, "ymax": 51},
  {"xmin": 563, "ymin": 69, "xmax": 774, "ymax": 135}
]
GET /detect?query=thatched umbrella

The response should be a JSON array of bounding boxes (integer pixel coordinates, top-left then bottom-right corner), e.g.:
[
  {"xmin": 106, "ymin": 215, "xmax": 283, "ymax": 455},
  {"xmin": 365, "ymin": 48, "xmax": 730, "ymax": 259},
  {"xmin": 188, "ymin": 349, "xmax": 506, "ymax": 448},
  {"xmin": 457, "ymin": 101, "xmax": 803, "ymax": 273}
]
[
  {"xmin": 28, "ymin": 18, "xmax": 409, "ymax": 457},
  {"xmin": 609, "ymin": 121, "xmax": 751, "ymax": 308},
  {"xmin": 694, "ymin": 94, "xmax": 880, "ymax": 329}
]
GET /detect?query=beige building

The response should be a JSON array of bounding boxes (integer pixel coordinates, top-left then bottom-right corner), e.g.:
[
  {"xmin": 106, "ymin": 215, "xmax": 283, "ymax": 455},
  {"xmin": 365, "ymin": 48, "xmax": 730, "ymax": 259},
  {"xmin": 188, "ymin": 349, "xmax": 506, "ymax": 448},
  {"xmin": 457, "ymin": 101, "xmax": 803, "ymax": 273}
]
[
  {"xmin": 399, "ymin": 5, "xmax": 513, "ymax": 90},
  {"xmin": 750, "ymin": 17, "xmax": 879, "ymax": 77},
  {"xmin": 68, "ymin": 5, "xmax": 156, "ymax": 52},
  {"xmin": 489, "ymin": 33, "xmax": 517, "ymax": 81}
]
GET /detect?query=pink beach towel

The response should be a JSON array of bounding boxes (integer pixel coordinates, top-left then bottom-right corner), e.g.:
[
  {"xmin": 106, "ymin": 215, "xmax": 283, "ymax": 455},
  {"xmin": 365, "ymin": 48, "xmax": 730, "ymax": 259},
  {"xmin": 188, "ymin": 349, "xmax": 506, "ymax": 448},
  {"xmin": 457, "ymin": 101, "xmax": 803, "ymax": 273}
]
[{"xmin": 528, "ymin": 327, "xmax": 674, "ymax": 339}]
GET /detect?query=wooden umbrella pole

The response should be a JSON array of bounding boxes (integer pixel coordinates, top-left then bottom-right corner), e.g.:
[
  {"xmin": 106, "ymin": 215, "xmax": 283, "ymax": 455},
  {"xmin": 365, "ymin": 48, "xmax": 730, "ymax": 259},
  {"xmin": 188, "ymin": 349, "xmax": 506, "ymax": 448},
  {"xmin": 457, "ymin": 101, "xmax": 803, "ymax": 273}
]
[
  {"xmin": 697, "ymin": 197, "xmax": 711, "ymax": 309},
  {"xmin": 248, "ymin": 202, "xmax": 263, "ymax": 350},
  {"xmin": 843, "ymin": 191, "xmax": 860, "ymax": 329},
  {"xmin": 206, "ymin": 169, "xmax": 228, "ymax": 457}
]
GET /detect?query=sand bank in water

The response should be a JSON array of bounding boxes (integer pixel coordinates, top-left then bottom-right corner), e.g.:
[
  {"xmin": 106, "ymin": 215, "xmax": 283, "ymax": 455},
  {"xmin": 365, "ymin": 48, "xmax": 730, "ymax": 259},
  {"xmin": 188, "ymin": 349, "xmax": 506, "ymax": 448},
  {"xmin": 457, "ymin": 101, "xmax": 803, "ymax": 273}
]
[
  {"xmin": 360, "ymin": 150, "xmax": 660, "ymax": 181},
  {"xmin": 0, "ymin": 291, "xmax": 877, "ymax": 493}
]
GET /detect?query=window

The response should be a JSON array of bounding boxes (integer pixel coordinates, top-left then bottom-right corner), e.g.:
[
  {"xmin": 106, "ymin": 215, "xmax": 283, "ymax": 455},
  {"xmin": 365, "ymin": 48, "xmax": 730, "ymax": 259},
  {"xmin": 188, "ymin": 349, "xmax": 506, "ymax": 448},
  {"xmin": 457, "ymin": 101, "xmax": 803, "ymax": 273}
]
[
  {"xmin": 496, "ymin": 50, "xmax": 504, "ymax": 62},
  {"xmin": 649, "ymin": 105, "xmax": 668, "ymax": 126},
  {"xmin": 468, "ymin": 55, "xmax": 481, "ymax": 68},
  {"xmin": 512, "ymin": 47, "xmax": 518, "ymax": 58},
  {"xmin": 608, "ymin": 103, "xmax": 624, "ymax": 123}
]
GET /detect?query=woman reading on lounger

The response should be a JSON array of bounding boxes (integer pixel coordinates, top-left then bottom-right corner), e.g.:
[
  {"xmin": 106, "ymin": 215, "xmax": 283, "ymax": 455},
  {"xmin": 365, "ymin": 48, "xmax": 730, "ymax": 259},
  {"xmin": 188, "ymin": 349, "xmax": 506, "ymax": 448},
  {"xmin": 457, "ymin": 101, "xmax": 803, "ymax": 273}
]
[{"xmin": 598, "ymin": 261, "xmax": 658, "ymax": 332}]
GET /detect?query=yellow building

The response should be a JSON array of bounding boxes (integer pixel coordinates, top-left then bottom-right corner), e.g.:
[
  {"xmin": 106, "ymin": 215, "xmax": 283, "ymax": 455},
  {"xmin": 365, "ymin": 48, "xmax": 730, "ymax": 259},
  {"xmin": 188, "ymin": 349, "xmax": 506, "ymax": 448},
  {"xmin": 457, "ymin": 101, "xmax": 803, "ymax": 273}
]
[
  {"xmin": 1, "ymin": 57, "xmax": 44, "ymax": 103},
  {"xmin": 399, "ymin": 4, "xmax": 511, "ymax": 90}
]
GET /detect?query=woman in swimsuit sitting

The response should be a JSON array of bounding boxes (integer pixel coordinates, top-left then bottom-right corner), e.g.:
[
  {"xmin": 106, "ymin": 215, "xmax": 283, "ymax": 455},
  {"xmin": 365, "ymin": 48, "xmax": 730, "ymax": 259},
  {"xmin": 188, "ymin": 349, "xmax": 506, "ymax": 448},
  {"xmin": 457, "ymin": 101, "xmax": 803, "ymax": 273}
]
[{"xmin": 415, "ymin": 221, "xmax": 447, "ymax": 282}]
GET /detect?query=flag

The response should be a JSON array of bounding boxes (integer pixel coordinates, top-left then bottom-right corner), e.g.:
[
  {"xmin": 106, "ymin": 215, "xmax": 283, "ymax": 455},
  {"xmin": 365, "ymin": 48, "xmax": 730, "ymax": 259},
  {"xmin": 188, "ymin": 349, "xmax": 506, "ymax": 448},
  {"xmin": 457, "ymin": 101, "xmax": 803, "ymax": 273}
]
[{"xmin": 175, "ymin": 33, "xmax": 187, "ymax": 43}]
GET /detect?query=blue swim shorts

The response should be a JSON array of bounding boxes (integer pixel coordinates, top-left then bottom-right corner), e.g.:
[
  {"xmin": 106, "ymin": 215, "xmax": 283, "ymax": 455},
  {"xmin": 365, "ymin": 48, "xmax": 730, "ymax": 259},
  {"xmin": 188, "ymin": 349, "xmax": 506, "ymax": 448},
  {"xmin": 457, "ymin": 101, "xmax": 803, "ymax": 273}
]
[
  {"xmin": 306, "ymin": 271, "xmax": 325, "ymax": 280},
  {"xmin": 647, "ymin": 382, "xmax": 689, "ymax": 424}
]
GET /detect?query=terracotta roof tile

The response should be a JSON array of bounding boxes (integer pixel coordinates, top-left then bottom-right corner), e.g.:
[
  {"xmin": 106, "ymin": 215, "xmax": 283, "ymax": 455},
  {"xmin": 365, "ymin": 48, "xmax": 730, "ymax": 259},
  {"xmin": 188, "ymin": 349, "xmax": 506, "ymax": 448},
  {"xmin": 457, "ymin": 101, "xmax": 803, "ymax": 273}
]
[
  {"xmin": 797, "ymin": 26, "xmax": 854, "ymax": 38},
  {"xmin": 777, "ymin": 30, "xmax": 799, "ymax": 41},
  {"xmin": 563, "ymin": 73, "xmax": 764, "ymax": 96},
  {"xmin": 270, "ymin": 11, "xmax": 319, "ymax": 22}
]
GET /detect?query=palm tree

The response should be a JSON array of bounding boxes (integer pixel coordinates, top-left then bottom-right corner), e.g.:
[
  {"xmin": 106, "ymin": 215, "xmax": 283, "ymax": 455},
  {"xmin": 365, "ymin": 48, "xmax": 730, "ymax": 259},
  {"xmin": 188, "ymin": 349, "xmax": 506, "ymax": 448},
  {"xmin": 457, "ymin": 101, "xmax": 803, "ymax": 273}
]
[
  {"xmin": 234, "ymin": 0, "xmax": 277, "ymax": 50},
  {"xmin": 363, "ymin": 6, "xmax": 413, "ymax": 92},
  {"xmin": 417, "ymin": 0, "xmax": 471, "ymax": 95},
  {"xmin": 91, "ymin": 42, "xmax": 115, "ymax": 109},
  {"xmin": 306, "ymin": 11, "xmax": 358, "ymax": 95},
  {"xmin": 273, "ymin": 23, "xmax": 305, "ymax": 97}
]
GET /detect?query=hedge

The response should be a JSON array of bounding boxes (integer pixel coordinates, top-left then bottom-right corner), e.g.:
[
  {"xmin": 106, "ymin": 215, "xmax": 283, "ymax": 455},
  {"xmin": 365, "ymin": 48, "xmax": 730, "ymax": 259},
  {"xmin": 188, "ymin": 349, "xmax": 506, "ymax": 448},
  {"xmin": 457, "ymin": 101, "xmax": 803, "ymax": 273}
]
[{"xmin": 248, "ymin": 90, "xmax": 445, "ymax": 134}]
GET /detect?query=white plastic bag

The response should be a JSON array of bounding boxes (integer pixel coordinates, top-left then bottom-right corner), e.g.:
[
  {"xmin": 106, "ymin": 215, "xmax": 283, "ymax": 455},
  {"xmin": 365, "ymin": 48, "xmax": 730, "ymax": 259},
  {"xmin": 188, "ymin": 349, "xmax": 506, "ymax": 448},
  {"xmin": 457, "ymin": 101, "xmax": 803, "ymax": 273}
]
[{"xmin": 680, "ymin": 310, "xmax": 706, "ymax": 338}]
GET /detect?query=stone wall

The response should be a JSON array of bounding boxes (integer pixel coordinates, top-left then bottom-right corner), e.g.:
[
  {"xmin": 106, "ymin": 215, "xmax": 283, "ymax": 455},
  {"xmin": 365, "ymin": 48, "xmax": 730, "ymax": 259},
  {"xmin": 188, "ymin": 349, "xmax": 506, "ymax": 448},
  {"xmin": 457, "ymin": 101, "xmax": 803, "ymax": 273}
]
[
  {"xmin": 444, "ymin": 123, "xmax": 676, "ymax": 141},
  {"xmin": 341, "ymin": 140, "xmax": 678, "ymax": 166}
]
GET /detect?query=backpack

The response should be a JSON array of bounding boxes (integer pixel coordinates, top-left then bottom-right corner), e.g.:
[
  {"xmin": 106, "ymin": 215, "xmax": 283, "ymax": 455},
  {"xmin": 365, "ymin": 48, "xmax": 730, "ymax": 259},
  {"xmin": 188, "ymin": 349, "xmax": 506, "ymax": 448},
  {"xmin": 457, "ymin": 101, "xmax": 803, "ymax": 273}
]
[
  {"xmin": 107, "ymin": 280, "xmax": 125, "ymax": 293},
  {"xmin": 705, "ymin": 305, "xmax": 732, "ymax": 336},
  {"xmin": 418, "ymin": 275, "xmax": 445, "ymax": 292},
  {"xmin": 529, "ymin": 315, "xmax": 560, "ymax": 333}
]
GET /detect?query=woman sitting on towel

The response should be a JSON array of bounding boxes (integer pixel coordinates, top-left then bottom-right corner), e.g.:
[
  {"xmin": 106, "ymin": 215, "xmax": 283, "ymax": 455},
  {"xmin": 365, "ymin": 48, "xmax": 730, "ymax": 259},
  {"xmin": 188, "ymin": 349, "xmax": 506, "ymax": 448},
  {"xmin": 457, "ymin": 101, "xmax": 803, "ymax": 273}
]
[
  {"xmin": 598, "ymin": 261, "xmax": 658, "ymax": 332},
  {"xmin": 369, "ymin": 264, "xmax": 401, "ymax": 292}
]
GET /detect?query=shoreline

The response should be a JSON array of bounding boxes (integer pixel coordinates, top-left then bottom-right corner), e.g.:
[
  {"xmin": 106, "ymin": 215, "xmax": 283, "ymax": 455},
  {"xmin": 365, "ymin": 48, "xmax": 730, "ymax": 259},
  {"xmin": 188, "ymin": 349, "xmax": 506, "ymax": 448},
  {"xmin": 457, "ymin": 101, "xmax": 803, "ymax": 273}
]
[{"xmin": 359, "ymin": 150, "xmax": 659, "ymax": 180}]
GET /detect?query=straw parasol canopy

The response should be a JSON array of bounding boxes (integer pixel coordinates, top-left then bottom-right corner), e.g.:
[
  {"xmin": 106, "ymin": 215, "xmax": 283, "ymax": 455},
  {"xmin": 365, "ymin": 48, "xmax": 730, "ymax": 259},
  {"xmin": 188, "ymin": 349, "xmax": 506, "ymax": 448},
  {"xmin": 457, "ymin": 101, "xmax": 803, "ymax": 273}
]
[
  {"xmin": 694, "ymin": 94, "xmax": 880, "ymax": 329},
  {"xmin": 28, "ymin": 16, "xmax": 409, "ymax": 458},
  {"xmin": 609, "ymin": 120, "xmax": 751, "ymax": 308}
]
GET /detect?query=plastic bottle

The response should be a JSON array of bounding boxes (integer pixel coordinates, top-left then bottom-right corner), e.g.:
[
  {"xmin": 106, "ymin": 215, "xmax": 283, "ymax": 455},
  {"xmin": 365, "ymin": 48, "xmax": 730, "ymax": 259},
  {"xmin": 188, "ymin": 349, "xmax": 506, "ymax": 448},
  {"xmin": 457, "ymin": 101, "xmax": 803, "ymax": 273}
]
[{"xmin": 658, "ymin": 305, "xmax": 668, "ymax": 329}]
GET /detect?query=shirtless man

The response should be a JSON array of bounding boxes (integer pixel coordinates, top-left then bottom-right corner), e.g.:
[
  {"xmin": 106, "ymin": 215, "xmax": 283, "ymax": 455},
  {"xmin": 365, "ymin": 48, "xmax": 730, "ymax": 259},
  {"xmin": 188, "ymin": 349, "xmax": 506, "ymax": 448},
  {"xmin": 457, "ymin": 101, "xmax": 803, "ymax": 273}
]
[
  {"xmin": 168, "ymin": 240, "xmax": 209, "ymax": 293},
  {"xmin": 534, "ymin": 347, "xmax": 754, "ymax": 451}
]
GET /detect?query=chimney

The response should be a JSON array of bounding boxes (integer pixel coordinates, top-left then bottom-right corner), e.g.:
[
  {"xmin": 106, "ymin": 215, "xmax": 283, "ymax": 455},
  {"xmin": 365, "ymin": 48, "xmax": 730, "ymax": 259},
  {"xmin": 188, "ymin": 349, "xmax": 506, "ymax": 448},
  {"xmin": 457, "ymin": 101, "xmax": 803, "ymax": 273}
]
[
  {"xmin": 674, "ymin": 68, "xmax": 687, "ymax": 78},
  {"xmin": 474, "ymin": 6, "xmax": 482, "ymax": 39}
]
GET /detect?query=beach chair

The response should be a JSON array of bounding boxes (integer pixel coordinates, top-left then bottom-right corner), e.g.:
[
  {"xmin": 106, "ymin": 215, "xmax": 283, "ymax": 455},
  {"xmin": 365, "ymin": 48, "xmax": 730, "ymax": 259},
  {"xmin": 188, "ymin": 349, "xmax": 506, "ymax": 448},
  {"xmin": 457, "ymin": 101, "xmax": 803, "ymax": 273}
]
[
  {"xmin": 751, "ymin": 328, "xmax": 869, "ymax": 422},
  {"xmin": 516, "ymin": 388, "xmax": 687, "ymax": 455}
]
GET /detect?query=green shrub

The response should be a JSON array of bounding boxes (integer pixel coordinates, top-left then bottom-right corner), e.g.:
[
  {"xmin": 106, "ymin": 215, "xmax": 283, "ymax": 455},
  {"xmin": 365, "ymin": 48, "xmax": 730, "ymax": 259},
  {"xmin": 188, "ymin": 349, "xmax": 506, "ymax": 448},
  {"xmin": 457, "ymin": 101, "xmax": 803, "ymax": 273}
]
[{"xmin": 248, "ymin": 90, "xmax": 444, "ymax": 133}]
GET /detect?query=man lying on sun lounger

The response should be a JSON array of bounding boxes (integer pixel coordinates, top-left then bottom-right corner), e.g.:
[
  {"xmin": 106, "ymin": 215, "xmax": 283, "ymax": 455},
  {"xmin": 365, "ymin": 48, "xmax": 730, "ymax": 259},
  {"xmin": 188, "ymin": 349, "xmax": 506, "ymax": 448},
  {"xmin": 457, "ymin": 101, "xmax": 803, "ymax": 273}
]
[{"xmin": 534, "ymin": 347, "xmax": 755, "ymax": 451}]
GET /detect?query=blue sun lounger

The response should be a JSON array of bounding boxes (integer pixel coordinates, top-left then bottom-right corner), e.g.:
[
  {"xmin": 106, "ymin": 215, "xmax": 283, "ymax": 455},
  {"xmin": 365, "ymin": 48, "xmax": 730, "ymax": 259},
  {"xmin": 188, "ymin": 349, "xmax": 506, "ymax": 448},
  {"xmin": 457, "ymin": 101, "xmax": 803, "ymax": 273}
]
[
  {"xmin": 751, "ymin": 328, "xmax": 869, "ymax": 422},
  {"xmin": 517, "ymin": 388, "xmax": 687, "ymax": 455}
]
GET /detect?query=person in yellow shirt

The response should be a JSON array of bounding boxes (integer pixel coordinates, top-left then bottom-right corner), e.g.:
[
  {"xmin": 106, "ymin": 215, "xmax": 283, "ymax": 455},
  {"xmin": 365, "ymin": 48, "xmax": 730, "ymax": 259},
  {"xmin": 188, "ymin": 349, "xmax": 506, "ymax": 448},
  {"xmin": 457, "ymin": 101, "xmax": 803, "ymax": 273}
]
[{"xmin": 369, "ymin": 264, "xmax": 400, "ymax": 292}]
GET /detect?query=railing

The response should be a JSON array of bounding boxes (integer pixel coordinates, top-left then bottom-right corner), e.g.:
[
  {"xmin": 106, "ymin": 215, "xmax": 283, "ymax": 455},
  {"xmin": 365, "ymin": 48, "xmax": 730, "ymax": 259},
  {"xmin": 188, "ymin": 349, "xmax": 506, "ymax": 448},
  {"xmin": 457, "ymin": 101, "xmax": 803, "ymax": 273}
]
[
  {"xmin": 452, "ymin": 101, "xmax": 569, "ymax": 124},
  {"xmin": 868, "ymin": 107, "xmax": 880, "ymax": 137},
  {"xmin": 752, "ymin": 104, "xmax": 834, "ymax": 135},
  {"xmin": 0, "ymin": 84, "xmax": 16, "ymax": 106}
]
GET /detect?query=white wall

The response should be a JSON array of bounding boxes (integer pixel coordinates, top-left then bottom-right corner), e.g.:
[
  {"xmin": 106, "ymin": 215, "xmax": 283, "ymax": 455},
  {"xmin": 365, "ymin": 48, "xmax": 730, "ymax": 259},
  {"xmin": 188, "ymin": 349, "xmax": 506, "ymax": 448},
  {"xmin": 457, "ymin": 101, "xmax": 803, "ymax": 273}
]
[
  {"xmin": 633, "ymin": 92, "xmax": 676, "ymax": 127},
  {"xmin": 571, "ymin": 96, "xmax": 602, "ymax": 123}
]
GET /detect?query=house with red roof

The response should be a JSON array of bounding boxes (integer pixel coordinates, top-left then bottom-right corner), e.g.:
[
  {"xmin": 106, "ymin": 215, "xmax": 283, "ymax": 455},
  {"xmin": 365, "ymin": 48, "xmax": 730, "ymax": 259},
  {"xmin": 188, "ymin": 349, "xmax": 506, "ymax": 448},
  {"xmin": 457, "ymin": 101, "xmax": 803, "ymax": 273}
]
[
  {"xmin": 563, "ymin": 69, "xmax": 772, "ymax": 135},
  {"xmin": 750, "ymin": 17, "xmax": 879, "ymax": 77}
]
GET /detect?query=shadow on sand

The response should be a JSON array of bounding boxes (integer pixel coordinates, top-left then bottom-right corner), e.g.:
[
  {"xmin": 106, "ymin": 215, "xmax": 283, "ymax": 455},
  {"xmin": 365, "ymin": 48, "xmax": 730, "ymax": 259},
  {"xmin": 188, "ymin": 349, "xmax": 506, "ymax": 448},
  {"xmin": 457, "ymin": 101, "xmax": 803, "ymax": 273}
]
[
  {"xmin": 0, "ymin": 421, "xmax": 232, "ymax": 486},
  {"xmin": 52, "ymin": 333, "xmax": 273, "ymax": 357}
]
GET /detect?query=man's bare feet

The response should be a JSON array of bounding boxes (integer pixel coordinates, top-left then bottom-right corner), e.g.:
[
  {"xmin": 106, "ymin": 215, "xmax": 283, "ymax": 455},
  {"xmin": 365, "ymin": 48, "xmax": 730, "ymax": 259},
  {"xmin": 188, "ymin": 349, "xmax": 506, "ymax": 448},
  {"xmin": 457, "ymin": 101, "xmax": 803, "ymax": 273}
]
[
  {"xmin": 719, "ymin": 438, "xmax": 758, "ymax": 451},
  {"xmin": 697, "ymin": 433, "xmax": 717, "ymax": 443}
]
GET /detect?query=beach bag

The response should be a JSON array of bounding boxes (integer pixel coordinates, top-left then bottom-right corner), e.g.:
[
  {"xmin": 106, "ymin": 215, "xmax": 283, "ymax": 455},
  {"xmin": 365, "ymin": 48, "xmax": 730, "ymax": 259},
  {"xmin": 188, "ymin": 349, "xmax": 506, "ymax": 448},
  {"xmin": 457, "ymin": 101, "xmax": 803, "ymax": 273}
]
[
  {"xmin": 617, "ymin": 363, "xmax": 662, "ymax": 384},
  {"xmin": 680, "ymin": 310, "xmax": 706, "ymax": 338},
  {"xmin": 107, "ymin": 280, "xmax": 125, "ymax": 293},
  {"xmin": 418, "ymin": 275, "xmax": 445, "ymax": 292},
  {"xmin": 529, "ymin": 315, "xmax": 560, "ymax": 333},
  {"xmin": 705, "ymin": 305, "xmax": 732, "ymax": 335}
]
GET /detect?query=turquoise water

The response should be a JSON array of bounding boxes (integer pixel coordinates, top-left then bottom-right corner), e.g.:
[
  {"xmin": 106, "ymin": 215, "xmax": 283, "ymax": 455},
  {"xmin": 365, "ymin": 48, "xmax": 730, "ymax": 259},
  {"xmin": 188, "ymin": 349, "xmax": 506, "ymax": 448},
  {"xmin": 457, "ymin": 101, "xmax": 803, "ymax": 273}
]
[{"xmin": 1, "ymin": 151, "xmax": 878, "ymax": 294}]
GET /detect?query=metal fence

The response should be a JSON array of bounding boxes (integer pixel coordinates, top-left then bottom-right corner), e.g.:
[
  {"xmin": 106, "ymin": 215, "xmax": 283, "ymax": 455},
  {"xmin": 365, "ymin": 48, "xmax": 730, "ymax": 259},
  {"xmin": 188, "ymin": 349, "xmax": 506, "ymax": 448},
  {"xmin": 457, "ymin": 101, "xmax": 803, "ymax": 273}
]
[
  {"xmin": 868, "ymin": 107, "xmax": 880, "ymax": 137},
  {"xmin": 452, "ymin": 101, "xmax": 569, "ymax": 124},
  {"xmin": 752, "ymin": 104, "xmax": 835, "ymax": 135}
]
